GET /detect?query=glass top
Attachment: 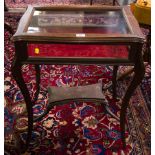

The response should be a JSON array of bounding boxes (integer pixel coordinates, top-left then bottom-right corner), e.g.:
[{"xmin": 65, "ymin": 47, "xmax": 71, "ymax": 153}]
[{"xmin": 27, "ymin": 9, "xmax": 131, "ymax": 35}]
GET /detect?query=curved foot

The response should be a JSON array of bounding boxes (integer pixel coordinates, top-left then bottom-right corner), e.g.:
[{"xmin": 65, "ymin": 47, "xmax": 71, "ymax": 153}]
[{"xmin": 120, "ymin": 46, "xmax": 145, "ymax": 147}]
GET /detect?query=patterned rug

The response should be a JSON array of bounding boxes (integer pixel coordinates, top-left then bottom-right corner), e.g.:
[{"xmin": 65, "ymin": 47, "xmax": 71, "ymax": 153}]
[
  {"xmin": 5, "ymin": 0, "xmax": 115, "ymax": 8},
  {"xmin": 4, "ymin": 13, "xmax": 151, "ymax": 155}
]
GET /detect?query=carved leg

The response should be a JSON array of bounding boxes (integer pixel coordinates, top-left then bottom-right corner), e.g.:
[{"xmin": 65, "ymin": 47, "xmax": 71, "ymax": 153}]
[
  {"xmin": 112, "ymin": 65, "xmax": 118, "ymax": 99},
  {"xmin": 11, "ymin": 58, "xmax": 33, "ymax": 152},
  {"xmin": 120, "ymin": 48, "xmax": 145, "ymax": 148},
  {"xmin": 33, "ymin": 65, "xmax": 41, "ymax": 103}
]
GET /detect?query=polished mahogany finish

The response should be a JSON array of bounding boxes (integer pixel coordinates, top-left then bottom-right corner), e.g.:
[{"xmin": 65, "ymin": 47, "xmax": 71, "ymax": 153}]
[{"xmin": 12, "ymin": 5, "xmax": 145, "ymax": 152}]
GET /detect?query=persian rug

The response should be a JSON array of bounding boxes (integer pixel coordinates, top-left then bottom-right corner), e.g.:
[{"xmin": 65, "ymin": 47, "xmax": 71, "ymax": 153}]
[
  {"xmin": 4, "ymin": 13, "xmax": 151, "ymax": 155},
  {"xmin": 5, "ymin": 0, "xmax": 115, "ymax": 8}
]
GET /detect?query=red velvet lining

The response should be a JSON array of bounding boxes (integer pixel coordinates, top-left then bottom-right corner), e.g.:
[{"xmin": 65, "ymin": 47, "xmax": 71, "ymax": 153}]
[{"xmin": 28, "ymin": 44, "xmax": 128, "ymax": 58}]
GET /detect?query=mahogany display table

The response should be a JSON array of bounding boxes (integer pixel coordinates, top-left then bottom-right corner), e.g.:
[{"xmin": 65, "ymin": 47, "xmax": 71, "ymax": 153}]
[{"xmin": 12, "ymin": 5, "xmax": 145, "ymax": 151}]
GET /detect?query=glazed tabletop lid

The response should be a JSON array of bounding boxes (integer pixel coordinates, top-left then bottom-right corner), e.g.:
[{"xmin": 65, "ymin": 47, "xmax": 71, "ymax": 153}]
[{"xmin": 13, "ymin": 5, "xmax": 145, "ymax": 43}]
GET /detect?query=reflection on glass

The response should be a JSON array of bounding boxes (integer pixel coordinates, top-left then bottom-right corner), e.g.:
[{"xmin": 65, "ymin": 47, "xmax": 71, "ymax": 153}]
[
  {"xmin": 27, "ymin": 10, "xmax": 130, "ymax": 35},
  {"xmin": 28, "ymin": 27, "xmax": 40, "ymax": 33}
]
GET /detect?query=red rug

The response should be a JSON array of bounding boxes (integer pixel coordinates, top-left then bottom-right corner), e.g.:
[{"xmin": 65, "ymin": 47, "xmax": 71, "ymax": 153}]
[{"xmin": 4, "ymin": 12, "xmax": 151, "ymax": 155}]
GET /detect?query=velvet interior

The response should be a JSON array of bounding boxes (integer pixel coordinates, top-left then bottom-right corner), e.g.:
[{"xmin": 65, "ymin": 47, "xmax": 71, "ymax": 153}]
[{"xmin": 28, "ymin": 44, "xmax": 129, "ymax": 58}]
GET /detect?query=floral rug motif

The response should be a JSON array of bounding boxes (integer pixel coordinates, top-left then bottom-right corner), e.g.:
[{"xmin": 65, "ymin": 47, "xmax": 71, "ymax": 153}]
[{"xmin": 4, "ymin": 13, "xmax": 151, "ymax": 155}]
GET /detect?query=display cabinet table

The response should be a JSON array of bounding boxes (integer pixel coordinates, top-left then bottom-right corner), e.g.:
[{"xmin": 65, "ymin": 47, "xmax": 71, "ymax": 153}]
[{"xmin": 12, "ymin": 5, "xmax": 145, "ymax": 151}]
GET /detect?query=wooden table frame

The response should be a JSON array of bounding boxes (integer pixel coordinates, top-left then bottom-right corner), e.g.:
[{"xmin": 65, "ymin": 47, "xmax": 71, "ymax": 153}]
[
  {"xmin": 89, "ymin": 0, "xmax": 116, "ymax": 6},
  {"xmin": 12, "ymin": 5, "xmax": 145, "ymax": 152}
]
